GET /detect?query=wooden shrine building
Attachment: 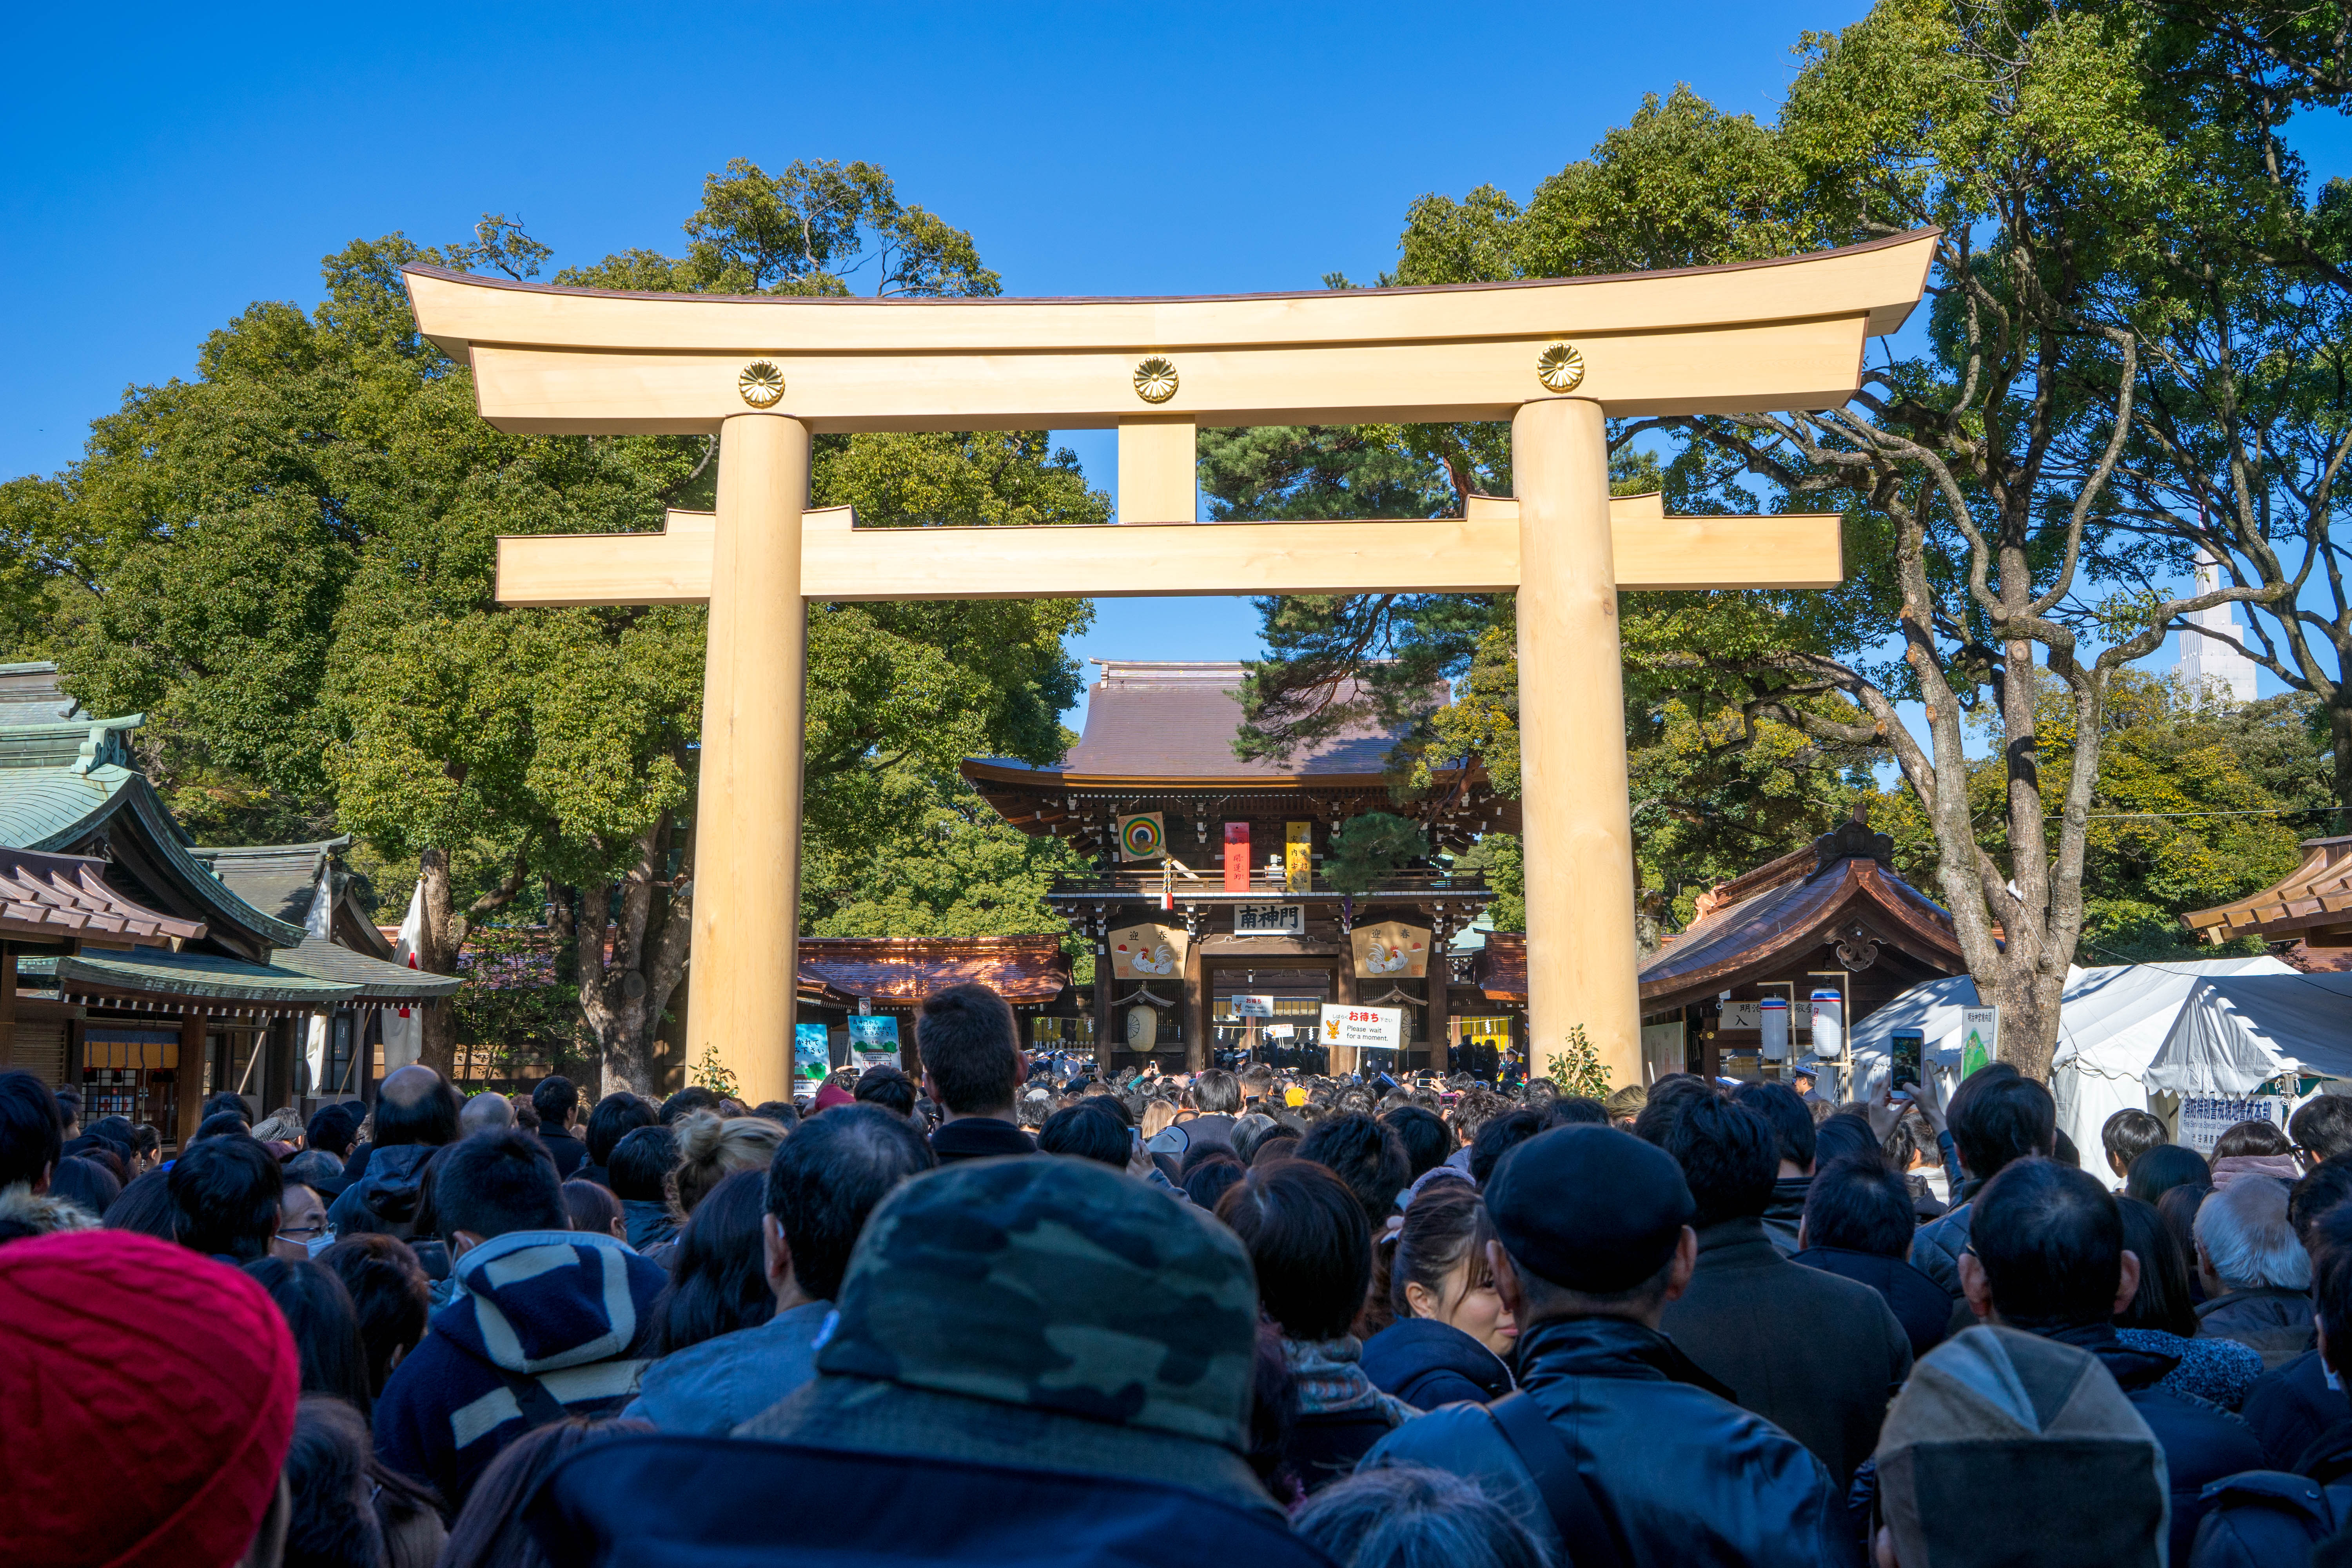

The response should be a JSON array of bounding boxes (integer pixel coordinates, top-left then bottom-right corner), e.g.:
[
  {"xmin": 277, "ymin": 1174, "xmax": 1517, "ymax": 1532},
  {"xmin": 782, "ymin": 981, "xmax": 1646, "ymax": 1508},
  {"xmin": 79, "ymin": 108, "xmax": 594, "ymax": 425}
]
[
  {"xmin": 965, "ymin": 660, "xmax": 1506, "ymax": 1074},
  {"xmin": 0, "ymin": 663, "xmax": 457, "ymax": 1147},
  {"xmin": 1479, "ymin": 816, "xmax": 1965, "ymax": 1085},
  {"xmin": 2182, "ymin": 836, "xmax": 2352, "ymax": 959}
]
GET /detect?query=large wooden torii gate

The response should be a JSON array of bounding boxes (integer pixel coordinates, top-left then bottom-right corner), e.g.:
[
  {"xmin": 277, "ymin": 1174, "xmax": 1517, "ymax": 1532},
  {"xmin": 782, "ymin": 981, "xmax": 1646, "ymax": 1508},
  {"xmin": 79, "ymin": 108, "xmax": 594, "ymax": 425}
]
[{"xmin": 405, "ymin": 230, "xmax": 1931, "ymax": 1102}]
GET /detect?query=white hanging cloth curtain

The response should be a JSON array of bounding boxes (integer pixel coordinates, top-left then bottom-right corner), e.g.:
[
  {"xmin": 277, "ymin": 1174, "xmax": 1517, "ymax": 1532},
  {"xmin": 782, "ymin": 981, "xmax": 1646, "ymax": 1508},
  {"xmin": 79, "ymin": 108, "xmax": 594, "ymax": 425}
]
[{"xmin": 303, "ymin": 855, "xmax": 335, "ymax": 1093}]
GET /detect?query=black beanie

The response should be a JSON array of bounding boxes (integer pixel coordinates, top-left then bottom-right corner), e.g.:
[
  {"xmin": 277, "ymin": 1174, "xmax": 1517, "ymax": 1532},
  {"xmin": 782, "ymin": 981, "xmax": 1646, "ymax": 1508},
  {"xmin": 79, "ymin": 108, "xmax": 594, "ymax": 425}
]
[{"xmin": 1485, "ymin": 1124, "xmax": 1695, "ymax": 1294}]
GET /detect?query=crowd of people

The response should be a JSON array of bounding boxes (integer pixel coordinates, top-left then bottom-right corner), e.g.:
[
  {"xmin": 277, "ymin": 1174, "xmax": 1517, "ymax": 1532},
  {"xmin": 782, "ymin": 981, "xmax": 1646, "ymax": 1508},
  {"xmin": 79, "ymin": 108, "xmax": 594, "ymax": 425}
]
[{"xmin": 8, "ymin": 979, "xmax": 2352, "ymax": 1564}]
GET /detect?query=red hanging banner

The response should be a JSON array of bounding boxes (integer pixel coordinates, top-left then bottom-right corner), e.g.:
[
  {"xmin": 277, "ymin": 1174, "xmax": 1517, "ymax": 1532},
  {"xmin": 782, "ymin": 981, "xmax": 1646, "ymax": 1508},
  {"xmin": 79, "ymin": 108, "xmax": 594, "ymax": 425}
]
[{"xmin": 1223, "ymin": 822, "xmax": 1252, "ymax": 892}]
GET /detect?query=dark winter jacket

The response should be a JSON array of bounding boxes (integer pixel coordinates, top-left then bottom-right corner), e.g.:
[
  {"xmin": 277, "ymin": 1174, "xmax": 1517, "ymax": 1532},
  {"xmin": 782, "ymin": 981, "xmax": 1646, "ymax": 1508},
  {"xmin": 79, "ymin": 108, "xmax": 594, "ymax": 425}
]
[
  {"xmin": 1363, "ymin": 1315, "xmax": 1861, "ymax": 1567},
  {"xmin": 2199, "ymin": 1287, "xmax": 2319, "ymax": 1372},
  {"xmin": 1760, "ymin": 1177, "xmax": 1811, "ymax": 1256},
  {"xmin": 536, "ymin": 1125, "xmax": 588, "ymax": 1178},
  {"xmin": 1792, "ymin": 1245, "xmax": 1955, "ymax": 1360},
  {"xmin": 2042, "ymin": 1321, "xmax": 2267, "ymax": 1565},
  {"xmin": 929, "ymin": 1116, "xmax": 1037, "ymax": 1164},
  {"xmin": 2242, "ymin": 1348, "xmax": 2348, "ymax": 1469},
  {"xmin": 621, "ymin": 1199, "xmax": 678, "ymax": 1272},
  {"xmin": 1909, "ymin": 1188, "xmax": 1981, "ymax": 1299},
  {"xmin": 622, "ymin": 1298, "xmax": 833, "ymax": 1434},
  {"xmin": 1662, "ymin": 1217, "xmax": 1913, "ymax": 1484},
  {"xmin": 528, "ymin": 1432, "xmax": 1333, "ymax": 1568},
  {"xmin": 2189, "ymin": 1408, "xmax": 2352, "ymax": 1568},
  {"xmin": 1361, "ymin": 1318, "xmax": 1515, "ymax": 1409},
  {"xmin": 326, "ymin": 1142, "xmax": 436, "ymax": 1240},
  {"xmin": 373, "ymin": 1228, "xmax": 667, "ymax": 1508}
]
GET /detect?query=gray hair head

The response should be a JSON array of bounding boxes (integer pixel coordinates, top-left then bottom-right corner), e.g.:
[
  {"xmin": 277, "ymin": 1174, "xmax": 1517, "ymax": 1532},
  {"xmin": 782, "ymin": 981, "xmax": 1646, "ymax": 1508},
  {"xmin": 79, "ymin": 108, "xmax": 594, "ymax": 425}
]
[
  {"xmin": 459, "ymin": 1092, "xmax": 515, "ymax": 1135},
  {"xmin": 1296, "ymin": 1465, "xmax": 1547, "ymax": 1568},
  {"xmin": 284, "ymin": 1149, "xmax": 344, "ymax": 1190},
  {"xmin": 2196, "ymin": 1172, "xmax": 2312, "ymax": 1291}
]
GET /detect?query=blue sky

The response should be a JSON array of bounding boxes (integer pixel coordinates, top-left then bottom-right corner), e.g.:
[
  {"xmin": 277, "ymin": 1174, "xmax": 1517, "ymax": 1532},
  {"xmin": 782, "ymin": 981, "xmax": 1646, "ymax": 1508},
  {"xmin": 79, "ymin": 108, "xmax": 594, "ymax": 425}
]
[{"xmin": 3, "ymin": 1, "xmax": 2332, "ymax": 731}]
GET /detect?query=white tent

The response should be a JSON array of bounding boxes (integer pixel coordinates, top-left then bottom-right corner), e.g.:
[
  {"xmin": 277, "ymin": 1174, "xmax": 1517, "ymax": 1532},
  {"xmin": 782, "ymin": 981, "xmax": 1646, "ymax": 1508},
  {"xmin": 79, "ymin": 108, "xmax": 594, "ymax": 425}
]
[
  {"xmin": 2048, "ymin": 957, "xmax": 2291, "ymax": 1161},
  {"xmin": 2144, "ymin": 971, "xmax": 2352, "ymax": 1096},
  {"xmin": 1845, "ymin": 957, "xmax": 2291, "ymax": 1158}
]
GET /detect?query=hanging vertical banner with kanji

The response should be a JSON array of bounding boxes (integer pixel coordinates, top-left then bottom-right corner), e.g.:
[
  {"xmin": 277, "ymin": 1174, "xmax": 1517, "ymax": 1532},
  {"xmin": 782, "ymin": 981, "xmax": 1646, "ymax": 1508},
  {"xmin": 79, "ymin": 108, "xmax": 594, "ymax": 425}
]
[
  {"xmin": 1223, "ymin": 821, "xmax": 1252, "ymax": 890},
  {"xmin": 1116, "ymin": 811, "xmax": 1166, "ymax": 863},
  {"xmin": 1285, "ymin": 821, "xmax": 1313, "ymax": 893}
]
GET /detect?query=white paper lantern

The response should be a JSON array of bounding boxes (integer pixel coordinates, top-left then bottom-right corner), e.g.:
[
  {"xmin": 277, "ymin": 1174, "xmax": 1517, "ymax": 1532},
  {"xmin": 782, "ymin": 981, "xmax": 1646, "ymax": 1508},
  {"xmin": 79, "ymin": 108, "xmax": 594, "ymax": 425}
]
[
  {"xmin": 1759, "ymin": 996, "xmax": 1791, "ymax": 1062},
  {"xmin": 1809, "ymin": 989, "xmax": 1844, "ymax": 1060}
]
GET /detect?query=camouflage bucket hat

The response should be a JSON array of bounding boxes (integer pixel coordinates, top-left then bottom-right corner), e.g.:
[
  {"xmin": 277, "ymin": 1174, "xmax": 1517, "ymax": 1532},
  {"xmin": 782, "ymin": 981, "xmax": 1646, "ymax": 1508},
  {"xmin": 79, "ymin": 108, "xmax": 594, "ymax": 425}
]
[{"xmin": 815, "ymin": 1156, "xmax": 1260, "ymax": 1451}]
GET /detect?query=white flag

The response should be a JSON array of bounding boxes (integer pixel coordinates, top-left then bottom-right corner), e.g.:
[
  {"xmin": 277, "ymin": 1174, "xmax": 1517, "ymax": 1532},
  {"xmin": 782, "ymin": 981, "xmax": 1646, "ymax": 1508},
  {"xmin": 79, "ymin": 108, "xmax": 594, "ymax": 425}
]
[{"xmin": 378, "ymin": 880, "xmax": 427, "ymax": 1074}]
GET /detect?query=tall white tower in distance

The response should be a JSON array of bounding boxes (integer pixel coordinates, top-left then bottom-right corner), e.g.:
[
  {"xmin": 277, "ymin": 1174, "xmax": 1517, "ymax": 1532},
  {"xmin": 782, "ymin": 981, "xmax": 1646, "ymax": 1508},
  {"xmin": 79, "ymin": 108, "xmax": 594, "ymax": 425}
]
[{"xmin": 2174, "ymin": 552, "xmax": 2261, "ymax": 706}]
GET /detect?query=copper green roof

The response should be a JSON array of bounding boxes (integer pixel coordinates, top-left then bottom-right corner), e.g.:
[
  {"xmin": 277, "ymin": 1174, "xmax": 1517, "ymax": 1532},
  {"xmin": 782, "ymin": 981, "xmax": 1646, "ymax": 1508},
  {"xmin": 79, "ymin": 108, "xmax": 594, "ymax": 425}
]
[
  {"xmin": 270, "ymin": 935, "xmax": 461, "ymax": 1001},
  {"xmin": 0, "ymin": 712, "xmax": 305, "ymax": 950},
  {"xmin": 189, "ymin": 838, "xmax": 352, "ymax": 929},
  {"xmin": 21, "ymin": 948, "xmax": 362, "ymax": 1011}
]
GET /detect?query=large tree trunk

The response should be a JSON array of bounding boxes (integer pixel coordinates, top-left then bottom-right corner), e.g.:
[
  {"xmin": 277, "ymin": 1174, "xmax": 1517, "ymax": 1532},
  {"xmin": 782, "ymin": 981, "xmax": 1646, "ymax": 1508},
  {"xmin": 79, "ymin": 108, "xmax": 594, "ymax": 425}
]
[{"xmin": 576, "ymin": 812, "xmax": 694, "ymax": 1097}]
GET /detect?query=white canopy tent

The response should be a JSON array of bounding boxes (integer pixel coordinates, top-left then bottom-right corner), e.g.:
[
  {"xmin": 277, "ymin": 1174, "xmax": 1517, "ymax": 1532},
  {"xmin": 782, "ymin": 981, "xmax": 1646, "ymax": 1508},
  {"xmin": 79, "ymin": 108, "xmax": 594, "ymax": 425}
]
[
  {"xmin": 1844, "ymin": 958, "xmax": 2291, "ymax": 1158},
  {"xmin": 2048, "ymin": 958, "xmax": 2292, "ymax": 1162},
  {"xmin": 2144, "ymin": 971, "xmax": 2352, "ymax": 1097}
]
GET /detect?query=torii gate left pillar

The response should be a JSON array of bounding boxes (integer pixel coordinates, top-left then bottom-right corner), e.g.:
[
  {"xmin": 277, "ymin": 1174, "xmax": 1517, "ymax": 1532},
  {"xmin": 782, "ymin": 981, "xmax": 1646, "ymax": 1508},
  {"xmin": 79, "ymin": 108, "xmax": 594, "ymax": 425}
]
[{"xmin": 404, "ymin": 231, "xmax": 1932, "ymax": 1102}]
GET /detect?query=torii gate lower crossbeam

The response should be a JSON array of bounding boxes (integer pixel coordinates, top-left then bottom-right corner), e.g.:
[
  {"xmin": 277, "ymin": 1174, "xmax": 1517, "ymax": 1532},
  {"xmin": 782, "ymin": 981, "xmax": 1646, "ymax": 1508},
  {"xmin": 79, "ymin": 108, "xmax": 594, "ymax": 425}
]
[{"xmin": 403, "ymin": 229, "xmax": 1934, "ymax": 1100}]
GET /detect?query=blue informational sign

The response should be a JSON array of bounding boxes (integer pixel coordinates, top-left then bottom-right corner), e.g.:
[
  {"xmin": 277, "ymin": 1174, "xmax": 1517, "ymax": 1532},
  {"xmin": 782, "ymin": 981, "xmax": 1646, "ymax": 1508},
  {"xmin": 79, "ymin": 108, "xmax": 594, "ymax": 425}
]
[
  {"xmin": 848, "ymin": 1014, "xmax": 900, "ymax": 1069},
  {"xmin": 793, "ymin": 1023, "xmax": 830, "ymax": 1088}
]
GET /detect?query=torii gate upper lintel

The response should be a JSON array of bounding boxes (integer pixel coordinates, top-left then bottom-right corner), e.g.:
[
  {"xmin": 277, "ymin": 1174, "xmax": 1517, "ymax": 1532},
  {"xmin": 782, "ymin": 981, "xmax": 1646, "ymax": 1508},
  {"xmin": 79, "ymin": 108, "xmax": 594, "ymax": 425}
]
[{"xmin": 403, "ymin": 229, "xmax": 1935, "ymax": 1100}]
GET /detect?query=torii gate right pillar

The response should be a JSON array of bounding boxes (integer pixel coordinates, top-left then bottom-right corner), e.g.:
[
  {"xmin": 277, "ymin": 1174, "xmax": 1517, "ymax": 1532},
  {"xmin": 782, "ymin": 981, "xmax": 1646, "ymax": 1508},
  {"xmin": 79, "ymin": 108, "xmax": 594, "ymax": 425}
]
[{"xmin": 1514, "ymin": 397, "xmax": 1642, "ymax": 1085}]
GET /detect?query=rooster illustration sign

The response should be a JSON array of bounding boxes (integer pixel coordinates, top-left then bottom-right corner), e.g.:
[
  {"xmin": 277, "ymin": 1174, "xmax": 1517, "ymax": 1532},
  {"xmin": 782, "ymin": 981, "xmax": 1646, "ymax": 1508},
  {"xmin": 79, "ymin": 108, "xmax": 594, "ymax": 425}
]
[
  {"xmin": 1350, "ymin": 920, "xmax": 1432, "ymax": 980},
  {"xmin": 1106, "ymin": 921, "xmax": 1188, "ymax": 980}
]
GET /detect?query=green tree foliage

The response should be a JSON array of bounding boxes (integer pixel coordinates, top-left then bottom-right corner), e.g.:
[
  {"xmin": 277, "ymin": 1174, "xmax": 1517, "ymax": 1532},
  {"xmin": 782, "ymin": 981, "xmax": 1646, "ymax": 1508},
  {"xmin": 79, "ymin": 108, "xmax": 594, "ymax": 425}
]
[
  {"xmin": 1211, "ymin": 6, "xmax": 2302, "ymax": 1076},
  {"xmin": 554, "ymin": 158, "xmax": 999, "ymax": 299},
  {"xmin": 9, "ymin": 162, "xmax": 1103, "ymax": 1093},
  {"xmin": 2000, "ymin": 675, "xmax": 2315, "ymax": 961},
  {"xmin": 1321, "ymin": 812, "xmax": 1431, "ymax": 896}
]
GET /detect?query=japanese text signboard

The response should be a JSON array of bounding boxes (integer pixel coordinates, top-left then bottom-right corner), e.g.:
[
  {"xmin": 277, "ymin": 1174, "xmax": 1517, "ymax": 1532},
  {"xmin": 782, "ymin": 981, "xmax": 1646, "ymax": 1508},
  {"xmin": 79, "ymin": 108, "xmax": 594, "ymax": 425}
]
[
  {"xmin": 1320, "ymin": 1004, "xmax": 1403, "ymax": 1051},
  {"xmin": 1234, "ymin": 904, "xmax": 1305, "ymax": 936},
  {"xmin": 2179, "ymin": 1093, "xmax": 2290, "ymax": 1155}
]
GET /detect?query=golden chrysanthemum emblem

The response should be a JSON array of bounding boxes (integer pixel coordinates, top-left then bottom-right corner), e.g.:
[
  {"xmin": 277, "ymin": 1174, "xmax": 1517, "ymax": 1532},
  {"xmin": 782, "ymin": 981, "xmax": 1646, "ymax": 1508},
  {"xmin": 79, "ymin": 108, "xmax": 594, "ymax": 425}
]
[
  {"xmin": 738, "ymin": 361, "xmax": 786, "ymax": 408},
  {"xmin": 1535, "ymin": 342, "xmax": 1586, "ymax": 394},
  {"xmin": 1133, "ymin": 356, "xmax": 1180, "ymax": 404}
]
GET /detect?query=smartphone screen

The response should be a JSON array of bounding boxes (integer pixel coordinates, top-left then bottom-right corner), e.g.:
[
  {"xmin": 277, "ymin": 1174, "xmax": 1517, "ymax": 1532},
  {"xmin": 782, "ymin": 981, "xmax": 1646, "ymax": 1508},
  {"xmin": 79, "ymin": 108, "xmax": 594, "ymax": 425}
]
[{"xmin": 1891, "ymin": 1029, "xmax": 1923, "ymax": 1096}]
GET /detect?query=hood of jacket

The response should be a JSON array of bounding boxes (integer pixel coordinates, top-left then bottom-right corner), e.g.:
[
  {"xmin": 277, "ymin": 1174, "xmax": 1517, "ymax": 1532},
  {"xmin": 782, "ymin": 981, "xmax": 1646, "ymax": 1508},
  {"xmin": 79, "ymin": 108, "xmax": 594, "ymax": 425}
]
[
  {"xmin": 348, "ymin": 1142, "xmax": 435, "ymax": 1227},
  {"xmin": 1359, "ymin": 1317, "xmax": 1514, "ymax": 1401},
  {"xmin": 434, "ymin": 1229, "xmax": 665, "ymax": 1375},
  {"xmin": 0, "ymin": 1181, "xmax": 100, "ymax": 1237},
  {"xmin": 622, "ymin": 1198, "xmax": 677, "ymax": 1252}
]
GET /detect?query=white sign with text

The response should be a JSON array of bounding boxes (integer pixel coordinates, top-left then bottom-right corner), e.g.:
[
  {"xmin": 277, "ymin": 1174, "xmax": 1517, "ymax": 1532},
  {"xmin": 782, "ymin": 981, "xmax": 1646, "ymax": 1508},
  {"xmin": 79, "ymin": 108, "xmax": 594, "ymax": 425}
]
[{"xmin": 1320, "ymin": 1004, "xmax": 1403, "ymax": 1050}]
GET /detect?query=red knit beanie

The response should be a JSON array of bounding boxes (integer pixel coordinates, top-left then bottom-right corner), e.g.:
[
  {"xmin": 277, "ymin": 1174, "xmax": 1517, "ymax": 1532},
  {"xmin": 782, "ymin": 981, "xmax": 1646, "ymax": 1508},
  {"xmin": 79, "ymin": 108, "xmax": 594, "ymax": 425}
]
[
  {"xmin": 0, "ymin": 1230, "xmax": 299, "ymax": 1568},
  {"xmin": 813, "ymin": 1083, "xmax": 857, "ymax": 1112}
]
